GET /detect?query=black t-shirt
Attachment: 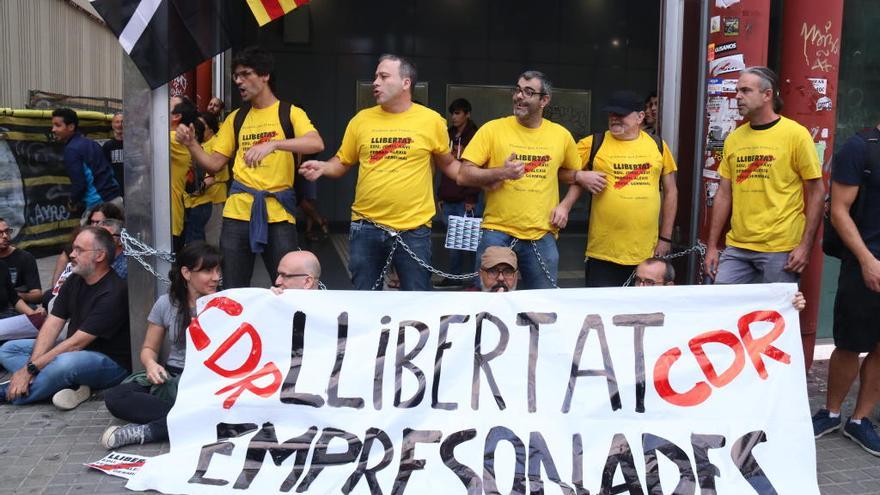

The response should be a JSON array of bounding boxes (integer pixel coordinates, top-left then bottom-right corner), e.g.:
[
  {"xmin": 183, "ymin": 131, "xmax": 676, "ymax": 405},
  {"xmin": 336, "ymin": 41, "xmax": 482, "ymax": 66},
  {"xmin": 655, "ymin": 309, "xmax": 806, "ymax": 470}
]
[
  {"xmin": 0, "ymin": 259, "xmax": 19, "ymax": 315},
  {"xmin": 0, "ymin": 248, "xmax": 41, "ymax": 293},
  {"xmin": 51, "ymin": 270, "xmax": 131, "ymax": 370},
  {"xmin": 832, "ymin": 127, "xmax": 880, "ymax": 256},
  {"xmin": 102, "ymin": 138, "xmax": 124, "ymax": 194}
]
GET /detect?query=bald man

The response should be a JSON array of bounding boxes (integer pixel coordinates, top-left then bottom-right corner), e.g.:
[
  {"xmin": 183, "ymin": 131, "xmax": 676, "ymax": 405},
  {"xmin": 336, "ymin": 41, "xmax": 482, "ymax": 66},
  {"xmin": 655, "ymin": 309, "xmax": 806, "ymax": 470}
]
[{"xmin": 271, "ymin": 251, "xmax": 321, "ymax": 293}]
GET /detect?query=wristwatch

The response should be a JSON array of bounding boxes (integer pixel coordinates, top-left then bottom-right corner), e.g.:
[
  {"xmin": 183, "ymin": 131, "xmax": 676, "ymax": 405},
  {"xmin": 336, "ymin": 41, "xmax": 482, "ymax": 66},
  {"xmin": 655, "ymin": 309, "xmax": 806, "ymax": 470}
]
[{"xmin": 26, "ymin": 361, "xmax": 39, "ymax": 376}]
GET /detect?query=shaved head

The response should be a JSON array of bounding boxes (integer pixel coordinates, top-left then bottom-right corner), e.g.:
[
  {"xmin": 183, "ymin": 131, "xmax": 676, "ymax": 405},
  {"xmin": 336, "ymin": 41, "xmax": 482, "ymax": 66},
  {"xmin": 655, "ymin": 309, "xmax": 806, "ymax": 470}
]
[{"xmin": 275, "ymin": 251, "xmax": 321, "ymax": 290}]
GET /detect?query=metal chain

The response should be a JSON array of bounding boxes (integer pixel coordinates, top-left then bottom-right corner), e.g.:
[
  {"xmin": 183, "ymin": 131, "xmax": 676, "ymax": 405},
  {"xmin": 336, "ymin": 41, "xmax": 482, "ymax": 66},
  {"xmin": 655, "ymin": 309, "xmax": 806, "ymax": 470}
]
[
  {"xmin": 529, "ymin": 240, "xmax": 559, "ymax": 288},
  {"xmin": 622, "ymin": 242, "xmax": 708, "ymax": 287},
  {"xmin": 120, "ymin": 229, "xmax": 173, "ymax": 284},
  {"xmin": 372, "ymin": 241, "xmax": 399, "ymax": 290}
]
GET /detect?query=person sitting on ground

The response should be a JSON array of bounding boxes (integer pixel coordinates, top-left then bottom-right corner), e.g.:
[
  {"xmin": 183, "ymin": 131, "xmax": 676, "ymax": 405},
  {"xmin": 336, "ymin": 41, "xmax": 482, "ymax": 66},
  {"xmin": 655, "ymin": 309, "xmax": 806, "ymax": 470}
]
[
  {"xmin": 0, "ymin": 227, "xmax": 130, "ymax": 410},
  {"xmin": 480, "ymin": 246, "xmax": 518, "ymax": 293},
  {"xmin": 46, "ymin": 203, "xmax": 125, "ymax": 305},
  {"xmin": 101, "ymin": 242, "xmax": 221, "ymax": 448},
  {"xmin": 0, "ymin": 258, "xmax": 45, "ymax": 342},
  {"xmin": 44, "ymin": 206, "xmax": 127, "ymax": 312},
  {"xmin": 632, "ymin": 257, "xmax": 807, "ymax": 310},
  {"xmin": 271, "ymin": 250, "xmax": 321, "ymax": 293},
  {"xmin": 0, "ymin": 217, "xmax": 42, "ymax": 305}
]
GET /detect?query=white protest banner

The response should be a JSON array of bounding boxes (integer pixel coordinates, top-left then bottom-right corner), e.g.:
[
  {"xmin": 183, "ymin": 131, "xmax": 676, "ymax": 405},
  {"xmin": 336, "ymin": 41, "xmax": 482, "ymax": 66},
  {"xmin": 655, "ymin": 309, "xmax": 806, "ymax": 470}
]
[{"xmin": 127, "ymin": 284, "xmax": 818, "ymax": 494}]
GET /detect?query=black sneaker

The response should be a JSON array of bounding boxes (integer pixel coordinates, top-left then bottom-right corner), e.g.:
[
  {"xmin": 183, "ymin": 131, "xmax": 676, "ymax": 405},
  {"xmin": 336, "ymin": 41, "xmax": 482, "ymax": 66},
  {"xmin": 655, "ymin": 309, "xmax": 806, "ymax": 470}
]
[
  {"xmin": 100, "ymin": 423, "xmax": 157, "ymax": 449},
  {"xmin": 842, "ymin": 417, "xmax": 880, "ymax": 456},
  {"xmin": 812, "ymin": 409, "xmax": 842, "ymax": 438}
]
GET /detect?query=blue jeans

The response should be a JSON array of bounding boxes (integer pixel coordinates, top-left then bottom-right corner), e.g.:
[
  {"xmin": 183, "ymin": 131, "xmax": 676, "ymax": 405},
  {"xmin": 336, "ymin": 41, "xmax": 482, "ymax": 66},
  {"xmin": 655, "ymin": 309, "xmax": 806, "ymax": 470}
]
[
  {"xmin": 183, "ymin": 203, "xmax": 213, "ymax": 245},
  {"xmin": 349, "ymin": 221, "xmax": 432, "ymax": 291},
  {"xmin": 476, "ymin": 230, "xmax": 559, "ymax": 290},
  {"xmin": 440, "ymin": 202, "xmax": 477, "ymax": 281},
  {"xmin": 0, "ymin": 339, "xmax": 128, "ymax": 405},
  {"xmin": 220, "ymin": 218, "xmax": 299, "ymax": 289}
]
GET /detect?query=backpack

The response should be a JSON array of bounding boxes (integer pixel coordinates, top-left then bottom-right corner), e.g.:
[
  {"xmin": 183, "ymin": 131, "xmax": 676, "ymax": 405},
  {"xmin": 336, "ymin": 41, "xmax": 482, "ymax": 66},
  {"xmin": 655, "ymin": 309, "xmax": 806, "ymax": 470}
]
[
  {"xmin": 228, "ymin": 101, "xmax": 300, "ymax": 184},
  {"xmin": 822, "ymin": 130, "xmax": 879, "ymax": 259},
  {"xmin": 584, "ymin": 131, "xmax": 664, "ymax": 171}
]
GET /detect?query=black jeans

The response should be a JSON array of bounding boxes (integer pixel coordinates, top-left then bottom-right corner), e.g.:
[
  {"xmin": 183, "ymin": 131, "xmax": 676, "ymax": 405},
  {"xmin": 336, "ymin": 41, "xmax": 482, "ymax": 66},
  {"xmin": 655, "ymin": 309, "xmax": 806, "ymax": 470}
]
[
  {"xmin": 220, "ymin": 218, "xmax": 299, "ymax": 289},
  {"xmin": 584, "ymin": 258, "xmax": 636, "ymax": 287},
  {"xmin": 103, "ymin": 382, "xmax": 171, "ymax": 440}
]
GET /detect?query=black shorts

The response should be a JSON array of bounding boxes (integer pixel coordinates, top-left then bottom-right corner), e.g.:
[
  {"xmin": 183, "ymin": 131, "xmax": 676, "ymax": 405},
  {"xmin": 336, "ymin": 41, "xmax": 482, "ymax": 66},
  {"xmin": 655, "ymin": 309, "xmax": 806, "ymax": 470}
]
[{"xmin": 833, "ymin": 256, "xmax": 880, "ymax": 352}]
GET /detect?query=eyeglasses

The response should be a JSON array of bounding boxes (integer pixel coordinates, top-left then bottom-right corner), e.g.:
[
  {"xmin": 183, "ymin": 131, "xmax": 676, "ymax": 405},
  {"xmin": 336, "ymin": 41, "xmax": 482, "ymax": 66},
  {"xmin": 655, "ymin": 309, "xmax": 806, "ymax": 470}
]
[
  {"xmin": 482, "ymin": 266, "xmax": 517, "ymax": 278},
  {"xmin": 511, "ymin": 86, "xmax": 546, "ymax": 98},
  {"xmin": 232, "ymin": 69, "xmax": 256, "ymax": 81},
  {"xmin": 0, "ymin": 228, "xmax": 13, "ymax": 237},
  {"xmin": 633, "ymin": 276, "xmax": 664, "ymax": 287},
  {"xmin": 277, "ymin": 273, "xmax": 310, "ymax": 280},
  {"xmin": 88, "ymin": 219, "xmax": 119, "ymax": 227},
  {"xmin": 70, "ymin": 247, "xmax": 101, "ymax": 255}
]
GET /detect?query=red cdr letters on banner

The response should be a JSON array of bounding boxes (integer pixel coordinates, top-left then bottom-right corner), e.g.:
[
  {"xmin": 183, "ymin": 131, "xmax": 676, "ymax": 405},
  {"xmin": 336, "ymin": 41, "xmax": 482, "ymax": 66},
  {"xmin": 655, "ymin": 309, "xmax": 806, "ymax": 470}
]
[
  {"xmin": 654, "ymin": 310, "xmax": 791, "ymax": 407},
  {"xmin": 188, "ymin": 297, "xmax": 283, "ymax": 409}
]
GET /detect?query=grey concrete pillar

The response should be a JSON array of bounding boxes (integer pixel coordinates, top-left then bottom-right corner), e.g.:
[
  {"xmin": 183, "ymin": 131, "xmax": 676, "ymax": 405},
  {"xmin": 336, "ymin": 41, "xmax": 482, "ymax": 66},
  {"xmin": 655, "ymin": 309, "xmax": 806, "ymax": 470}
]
[{"xmin": 123, "ymin": 54, "xmax": 171, "ymax": 371}]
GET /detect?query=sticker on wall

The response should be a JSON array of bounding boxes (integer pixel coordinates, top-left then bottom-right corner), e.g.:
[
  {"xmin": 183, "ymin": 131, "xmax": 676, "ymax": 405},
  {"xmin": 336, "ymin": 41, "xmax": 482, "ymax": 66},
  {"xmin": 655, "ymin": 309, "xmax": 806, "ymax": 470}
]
[
  {"xmin": 715, "ymin": 0, "xmax": 741, "ymax": 7},
  {"xmin": 707, "ymin": 78, "xmax": 723, "ymax": 94},
  {"xmin": 707, "ymin": 96, "xmax": 726, "ymax": 114},
  {"xmin": 703, "ymin": 169, "xmax": 721, "ymax": 180},
  {"xmin": 710, "ymin": 16, "xmax": 721, "ymax": 33},
  {"xmin": 723, "ymin": 17, "xmax": 740, "ymax": 36},
  {"xmin": 714, "ymin": 41, "xmax": 738, "ymax": 55},
  {"xmin": 710, "ymin": 54, "xmax": 745, "ymax": 76},
  {"xmin": 816, "ymin": 96, "xmax": 833, "ymax": 111},
  {"xmin": 808, "ymin": 78, "xmax": 828, "ymax": 95},
  {"xmin": 708, "ymin": 43, "xmax": 716, "ymax": 62},
  {"xmin": 821, "ymin": 128, "xmax": 829, "ymax": 139},
  {"xmin": 721, "ymin": 79, "xmax": 738, "ymax": 93}
]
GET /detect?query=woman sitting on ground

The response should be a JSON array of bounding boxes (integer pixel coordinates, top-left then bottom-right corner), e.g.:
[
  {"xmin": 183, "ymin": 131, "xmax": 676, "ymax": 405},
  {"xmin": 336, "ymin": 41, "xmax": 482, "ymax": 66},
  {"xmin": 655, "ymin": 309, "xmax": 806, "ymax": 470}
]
[{"xmin": 100, "ymin": 241, "xmax": 221, "ymax": 448}]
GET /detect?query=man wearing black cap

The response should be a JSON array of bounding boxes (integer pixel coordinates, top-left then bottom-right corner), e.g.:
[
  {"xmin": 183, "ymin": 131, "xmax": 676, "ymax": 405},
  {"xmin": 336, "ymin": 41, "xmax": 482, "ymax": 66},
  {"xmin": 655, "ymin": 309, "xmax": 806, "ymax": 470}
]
[
  {"xmin": 457, "ymin": 70, "xmax": 581, "ymax": 290},
  {"xmin": 480, "ymin": 246, "xmax": 519, "ymax": 292},
  {"xmin": 567, "ymin": 90, "xmax": 678, "ymax": 287}
]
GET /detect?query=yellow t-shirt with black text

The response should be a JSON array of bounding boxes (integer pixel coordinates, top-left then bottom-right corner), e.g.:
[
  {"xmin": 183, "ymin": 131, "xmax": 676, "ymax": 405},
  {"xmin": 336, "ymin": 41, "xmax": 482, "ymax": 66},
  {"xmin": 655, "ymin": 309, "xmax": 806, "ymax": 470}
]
[
  {"xmin": 185, "ymin": 137, "xmax": 229, "ymax": 209},
  {"xmin": 336, "ymin": 104, "xmax": 449, "ymax": 230},
  {"xmin": 577, "ymin": 131, "xmax": 677, "ymax": 265},
  {"xmin": 719, "ymin": 116, "xmax": 822, "ymax": 252},
  {"xmin": 212, "ymin": 102, "xmax": 317, "ymax": 223},
  {"xmin": 462, "ymin": 116, "xmax": 581, "ymax": 240},
  {"xmin": 170, "ymin": 131, "xmax": 191, "ymax": 236}
]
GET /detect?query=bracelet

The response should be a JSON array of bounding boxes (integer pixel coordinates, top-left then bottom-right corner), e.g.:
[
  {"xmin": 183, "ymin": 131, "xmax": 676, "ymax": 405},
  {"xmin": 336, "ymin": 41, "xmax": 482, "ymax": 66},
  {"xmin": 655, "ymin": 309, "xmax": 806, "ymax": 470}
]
[{"xmin": 658, "ymin": 236, "xmax": 672, "ymax": 243}]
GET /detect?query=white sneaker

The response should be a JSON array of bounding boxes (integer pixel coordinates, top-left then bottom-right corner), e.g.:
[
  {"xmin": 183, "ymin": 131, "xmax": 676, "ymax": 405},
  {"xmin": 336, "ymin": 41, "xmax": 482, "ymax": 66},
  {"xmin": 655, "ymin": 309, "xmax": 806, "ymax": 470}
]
[{"xmin": 52, "ymin": 385, "xmax": 92, "ymax": 410}]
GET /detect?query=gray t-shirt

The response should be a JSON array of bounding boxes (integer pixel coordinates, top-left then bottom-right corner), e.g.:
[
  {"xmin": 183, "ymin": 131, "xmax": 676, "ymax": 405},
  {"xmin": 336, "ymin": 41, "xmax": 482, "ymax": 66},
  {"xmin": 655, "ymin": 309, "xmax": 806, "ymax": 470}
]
[{"xmin": 148, "ymin": 294, "xmax": 192, "ymax": 371}]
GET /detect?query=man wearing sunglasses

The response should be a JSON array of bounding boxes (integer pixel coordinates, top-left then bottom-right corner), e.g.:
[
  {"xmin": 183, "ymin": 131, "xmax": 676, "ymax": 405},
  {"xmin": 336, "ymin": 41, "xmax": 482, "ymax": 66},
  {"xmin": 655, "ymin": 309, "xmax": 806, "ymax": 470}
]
[{"xmin": 458, "ymin": 71, "xmax": 581, "ymax": 290}]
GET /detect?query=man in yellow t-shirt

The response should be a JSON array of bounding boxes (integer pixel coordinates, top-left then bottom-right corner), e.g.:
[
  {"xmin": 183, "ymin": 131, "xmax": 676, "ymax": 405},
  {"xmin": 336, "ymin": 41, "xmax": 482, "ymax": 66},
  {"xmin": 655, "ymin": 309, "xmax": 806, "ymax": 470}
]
[
  {"xmin": 570, "ymin": 90, "xmax": 678, "ymax": 287},
  {"xmin": 458, "ymin": 70, "xmax": 581, "ymax": 289},
  {"xmin": 300, "ymin": 54, "xmax": 459, "ymax": 291},
  {"xmin": 705, "ymin": 67, "xmax": 824, "ymax": 284},
  {"xmin": 176, "ymin": 47, "xmax": 324, "ymax": 288}
]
